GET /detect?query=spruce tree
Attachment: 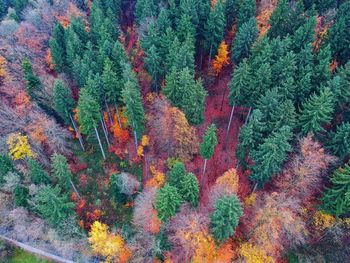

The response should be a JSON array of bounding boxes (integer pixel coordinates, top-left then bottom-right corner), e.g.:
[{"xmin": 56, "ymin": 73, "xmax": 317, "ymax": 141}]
[
  {"xmin": 167, "ymin": 161, "xmax": 186, "ymax": 188},
  {"xmin": 53, "ymin": 80, "xmax": 75, "ymax": 125},
  {"xmin": 326, "ymin": 123, "xmax": 350, "ymax": 160},
  {"xmin": 22, "ymin": 58, "xmax": 42, "ymax": 98},
  {"xmin": 225, "ymin": 0, "xmax": 238, "ymax": 29},
  {"xmin": 14, "ymin": 186, "xmax": 29, "ymax": 207},
  {"xmin": 210, "ymin": 194, "xmax": 243, "ymax": 243},
  {"xmin": 178, "ymin": 173, "xmax": 199, "ymax": 207},
  {"xmin": 28, "ymin": 159, "xmax": 50, "ymax": 185},
  {"xmin": 329, "ymin": 1, "xmax": 350, "ymax": 65},
  {"xmin": 250, "ymin": 126, "xmax": 293, "ymax": 187},
  {"xmin": 291, "ymin": 16, "xmax": 317, "ymax": 52},
  {"xmin": 236, "ymin": 0, "xmax": 256, "ymax": 29},
  {"xmin": 102, "ymin": 58, "xmax": 122, "ymax": 105},
  {"xmin": 232, "ymin": 17, "xmax": 258, "ymax": 64},
  {"xmin": 321, "ymin": 162, "xmax": 350, "ymax": 217},
  {"xmin": 155, "ymin": 183, "xmax": 183, "ymax": 222},
  {"xmin": 200, "ymin": 124, "xmax": 218, "ymax": 185},
  {"xmin": 49, "ymin": 22, "xmax": 66, "ymax": 72},
  {"xmin": 0, "ymin": 155, "xmax": 15, "ymax": 185},
  {"xmin": 299, "ymin": 88, "xmax": 334, "ymax": 135},
  {"xmin": 176, "ymin": 14, "xmax": 196, "ymax": 44},
  {"xmin": 51, "ymin": 153, "xmax": 72, "ymax": 192},
  {"xmin": 65, "ymin": 27, "xmax": 84, "ymax": 68},
  {"xmin": 144, "ymin": 44, "xmax": 162, "ymax": 91},
  {"xmin": 312, "ymin": 45, "xmax": 332, "ymax": 87},
  {"xmin": 135, "ymin": 0, "xmax": 157, "ymax": 25},
  {"xmin": 31, "ymin": 185, "xmax": 74, "ymax": 225}
]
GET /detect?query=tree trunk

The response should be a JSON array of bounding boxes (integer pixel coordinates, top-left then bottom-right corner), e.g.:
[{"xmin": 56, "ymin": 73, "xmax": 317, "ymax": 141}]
[
  {"xmin": 207, "ymin": 44, "xmax": 213, "ymax": 72},
  {"xmin": 134, "ymin": 130, "xmax": 138, "ymax": 150},
  {"xmin": 244, "ymin": 107, "xmax": 252, "ymax": 125},
  {"xmin": 70, "ymin": 179, "xmax": 81, "ymax": 199},
  {"xmin": 201, "ymin": 159, "xmax": 208, "ymax": 189},
  {"xmin": 94, "ymin": 126, "xmax": 106, "ymax": 159},
  {"xmin": 101, "ymin": 118, "xmax": 110, "ymax": 146},
  {"xmin": 114, "ymin": 103, "xmax": 122, "ymax": 128},
  {"xmin": 104, "ymin": 98, "xmax": 114, "ymax": 126},
  {"xmin": 69, "ymin": 114, "xmax": 85, "ymax": 151},
  {"xmin": 226, "ymin": 105, "xmax": 235, "ymax": 136}
]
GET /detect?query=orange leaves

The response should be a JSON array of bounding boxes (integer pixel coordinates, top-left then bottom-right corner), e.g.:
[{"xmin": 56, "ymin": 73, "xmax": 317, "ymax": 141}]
[
  {"xmin": 312, "ymin": 211, "xmax": 336, "ymax": 231},
  {"xmin": 110, "ymin": 108, "xmax": 130, "ymax": 144},
  {"xmin": 211, "ymin": 41, "xmax": 230, "ymax": 76},
  {"xmin": 7, "ymin": 133, "xmax": 35, "ymax": 160},
  {"xmin": 88, "ymin": 221, "xmax": 131, "ymax": 263},
  {"xmin": 215, "ymin": 168, "xmax": 239, "ymax": 194},
  {"xmin": 45, "ymin": 49, "xmax": 54, "ymax": 71},
  {"xmin": 0, "ymin": 55, "xmax": 7, "ymax": 81},
  {"xmin": 256, "ymin": 0, "xmax": 278, "ymax": 37},
  {"xmin": 145, "ymin": 165, "xmax": 165, "ymax": 189}
]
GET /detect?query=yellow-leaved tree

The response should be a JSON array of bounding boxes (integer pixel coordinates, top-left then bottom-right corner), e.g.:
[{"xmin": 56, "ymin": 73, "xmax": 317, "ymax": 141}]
[
  {"xmin": 7, "ymin": 133, "xmax": 35, "ymax": 160},
  {"xmin": 211, "ymin": 41, "xmax": 230, "ymax": 76},
  {"xmin": 88, "ymin": 221, "xmax": 131, "ymax": 263}
]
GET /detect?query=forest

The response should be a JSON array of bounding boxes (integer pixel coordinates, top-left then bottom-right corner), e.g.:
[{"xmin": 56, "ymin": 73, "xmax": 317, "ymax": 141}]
[{"xmin": 0, "ymin": 0, "xmax": 349, "ymax": 262}]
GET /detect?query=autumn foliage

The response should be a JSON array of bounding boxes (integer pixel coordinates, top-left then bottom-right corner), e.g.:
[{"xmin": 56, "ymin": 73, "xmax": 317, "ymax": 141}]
[
  {"xmin": 7, "ymin": 133, "xmax": 35, "ymax": 160},
  {"xmin": 211, "ymin": 41, "xmax": 230, "ymax": 76}
]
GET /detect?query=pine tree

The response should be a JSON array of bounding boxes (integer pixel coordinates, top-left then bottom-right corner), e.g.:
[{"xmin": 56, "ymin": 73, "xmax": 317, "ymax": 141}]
[
  {"xmin": 22, "ymin": 58, "xmax": 42, "ymax": 98},
  {"xmin": 225, "ymin": 0, "xmax": 238, "ymax": 29},
  {"xmin": 200, "ymin": 124, "xmax": 218, "ymax": 186},
  {"xmin": 51, "ymin": 153, "xmax": 72, "ymax": 192},
  {"xmin": 232, "ymin": 17, "xmax": 258, "ymax": 64},
  {"xmin": 28, "ymin": 159, "xmax": 50, "ymax": 185},
  {"xmin": 176, "ymin": 13, "xmax": 196, "ymax": 44},
  {"xmin": 299, "ymin": 88, "xmax": 334, "ymax": 135},
  {"xmin": 122, "ymin": 77, "xmax": 145, "ymax": 146},
  {"xmin": 210, "ymin": 194, "xmax": 243, "ymax": 243},
  {"xmin": 0, "ymin": 154, "xmax": 15, "ymax": 184},
  {"xmin": 102, "ymin": 58, "xmax": 122, "ymax": 105},
  {"xmin": 250, "ymin": 126, "xmax": 293, "ymax": 187},
  {"xmin": 204, "ymin": 0, "xmax": 226, "ymax": 59},
  {"xmin": 144, "ymin": 44, "xmax": 162, "ymax": 91},
  {"xmin": 77, "ymin": 88, "xmax": 106, "ymax": 159},
  {"xmin": 167, "ymin": 161, "xmax": 186, "ymax": 188},
  {"xmin": 312, "ymin": 45, "xmax": 332, "ymax": 87},
  {"xmin": 166, "ymin": 36, "xmax": 195, "ymax": 73},
  {"xmin": 271, "ymin": 51, "xmax": 297, "ymax": 89},
  {"xmin": 53, "ymin": 80, "xmax": 75, "ymax": 125},
  {"xmin": 329, "ymin": 1, "xmax": 350, "ymax": 65},
  {"xmin": 135, "ymin": 0, "xmax": 157, "ymax": 25},
  {"xmin": 14, "ymin": 186, "xmax": 29, "ymax": 207},
  {"xmin": 31, "ymin": 185, "xmax": 74, "ymax": 225},
  {"xmin": 291, "ymin": 16, "xmax": 317, "ymax": 52},
  {"xmin": 326, "ymin": 123, "xmax": 350, "ymax": 160},
  {"xmin": 65, "ymin": 27, "xmax": 84, "ymax": 69},
  {"xmin": 155, "ymin": 183, "xmax": 183, "ymax": 222},
  {"xmin": 321, "ymin": 162, "xmax": 350, "ymax": 217},
  {"xmin": 89, "ymin": 3, "xmax": 104, "ymax": 44},
  {"xmin": 178, "ymin": 173, "xmax": 199, "ymax": 207},
  {"xmin": 49, "ymin": 22, "xmax": 66, "ymax": 72},
  {"xmin": 236, "ymin": 0, "xmax": 256, "ymax": 29}
]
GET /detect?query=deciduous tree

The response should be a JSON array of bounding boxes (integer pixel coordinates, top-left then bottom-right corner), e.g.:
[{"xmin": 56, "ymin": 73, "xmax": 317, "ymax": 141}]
[{"xmin": 7, "ymin": 133, "xmax": 35, "ymax": 160}]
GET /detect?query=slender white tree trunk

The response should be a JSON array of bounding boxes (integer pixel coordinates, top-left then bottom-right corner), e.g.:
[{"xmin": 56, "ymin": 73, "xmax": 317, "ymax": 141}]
[
  {"xmin": 201, "ymin": 159, "xmax": 208, "ymax": 188},
  {"xmin": 226, "ymin": 105, "xmax": 235, "ymax": 136},
  {"xmin": 70, "ymin": 179, "xmax": 81, "ymax": 199},
  {"xmin": 94, "ymin": 126, "xmax": 106, "ymax": 159},
  {"xmin": 69, "ymin": 114, "xmax": 85, "ymax": 151},
  {"xmin": 244, "ymin": 107, "xmax": 252, "ymax": 125},
  {"xmin": 104, "ymin": 98, "xmax": 114, "ymax": 126},
  {"xmin": 134, "ymin": 130, "xmax": 138, "ymax": 150},
  {"xmin": 208, "ymin": 44, "xmax": 213, "ymax": 72},
  {"xmin": 101, "ymin": 118, "xmax": 110, "ymax": 146},
  {"xmin": 114, "ymin": 103, "xmax": 122, "ymax": 128}
]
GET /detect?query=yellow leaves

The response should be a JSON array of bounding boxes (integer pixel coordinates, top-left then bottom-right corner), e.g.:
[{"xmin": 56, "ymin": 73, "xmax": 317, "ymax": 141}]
[
  {"xmin": 244, "ymin": 192, "xmax": 257, "ymax": 206},
  {"xmin": 7, "ymin": 133, "xmax": 35, "ymax": 160},
  {"xmin": 211, "ymin": 41, "xmax": 230, "ymax": 76},
  {"xmin": 146, "ymin": 165, "xmax": 165, "ymax": 189},
  {"xmin": 137, "ymin": 145, "xmax": 144, "ymax": 157},
  {"xmin": 238, "ymin": 243, "xmax": 274, "ymax": 263},
  {"xmin": 215, "ymin": 168, "xmax": 239, "ymax": 194},
  {"xmin": 88, "ymin": 221, "xmax": 131, "ymax": 263},
  {"xmin": 141, "ymin": 135, "xmax": 150, "ymax": 147},
  {"xmin": 313, "ymin": 211, "xmax": 336, "ymax": 231},
  {"xmin": 0, "ymin": 55, "xmax": 7, "ymax": 80}
]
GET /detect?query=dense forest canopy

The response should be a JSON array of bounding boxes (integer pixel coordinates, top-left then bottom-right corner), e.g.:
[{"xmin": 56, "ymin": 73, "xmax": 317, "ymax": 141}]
[{"xmin": 0, "ymin": 0, "xmax": 349, "ymax": 262}]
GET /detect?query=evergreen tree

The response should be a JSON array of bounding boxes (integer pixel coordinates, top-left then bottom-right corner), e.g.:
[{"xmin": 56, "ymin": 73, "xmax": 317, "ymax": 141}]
[
  {"xmin": 321, "ymin": 162, "xmax": 350, "ymax": 217},
  {"xmin": 291, "ymin": 16, "xmax": 317, "ymax": 52},
  {"xmin": 271, "ymin": 51, "xmax": 297, "ymax": 89},
  {"xmin": 155, "ymin": 183, "xmax": 183, "ymax": 222},
  {"xmin": 22, "ymin": 58, "xmax": 42, "ymax": 98},
  {"xmin": 84, "ymin": 72, "xmax": 103, "ymax": 106},
  {"xmin": 70, "ymin": 17, "xmax": 89, "ymax": 44},
  {"xmin": 89, "ymin": 3, "xmax": 104, "ymax": 44},
  {"xmin": 232, "ymin": 17, "xmax": 258, "ymax": 64},
  {"xmin": 0, "ymin": 154, "xmax": 15, "ymax": 185},
  {"xmin": 166, "ymin": 36, "xmax": 195, "ymax": 73},
  {"xmin": 102, "ymin": 58, "xmax": 122, "ymax": 105},
  {"xmin": 329, "ymin": 1, "xmax": 350, "ymax": 65},
  {"xmin": 14, "ymin": 185, "xmax": 29, "ymax": 207},
  {"xmin": 122, "ymin": 77, "xmax": 145, "ymax": 144},
  {"xmin": 178, "ymin": 173, "xmax": 199, "ymax": 207},
  {"xmin": 312, "ymin": 45, "xmax": 332, "ymax": 87},
  {"xmin": 204, "ymin": 0, "xmax": 226, "ymax": 58},
  {"xmin": 135, "ymin": 0, "xmax": 157, "ymax": 25},
  {"xmin": 144, "ymin": 44, "xmax": 162, "ymax": 91},
  {"xmin": 200, "ymin": 124, "xmax": 218, "ymax": 185},
  {"xmin": 167, "ymin": 161, "xmax": 186, "ymax": 188},
  {"xmin": 156, "ymin": 8, "xmax": 171, "ymax": 33},
  {"xmin": 225, "ymin": 0, "xmax": 238, "ymax": 29},
  {"xmin": 252, "ymin": 63, "xmax": 272, "ymax": 96},
  {"xmin": 333, "ymin": 63, "xmax": 350, "ymax": 111},
  {"xmin": 176, "ymin": 13, "xmax": 196, "ymax": 44},
  {"xmin": 53, "ymin": 79, "xmax": 75, "ymax": 125},
  {"xmin": 210, "ymin": 194, "xmax": 243, "ymax": 243},
  {"xmin": 49, "ymin": 22, "xmax": 66, "ymax": 72},
  {"xmin": 326, "ymin": 123, "xmax": 350, "ymax": 160},
  {"xmin": 236, "ymin": 0, "xmax": 256, "ymax": 28},
  {"xmin": 31, "ymin": 185, "xmax": 74, "ymax": 225},
  {"xmin": 51, "ymin": 153, "xmax": 72, "ymax": 192},
  {"xmin": 299, "ymin": 88, "xmax": 334, "ymax": 135},
  {"xmin": 163, "ymin": 67, "xmax": 207, "ymax": 125},
  {"xmin": 250, "ymin": 126, "xmax": 293, "ymax": 186},
  {"xmin": 65, "ymin": 27, "xmax": 84, "ymax": 68},
  {"xmin": 27, "ymin": 159, "xmax": 50, "ymax": 185}
]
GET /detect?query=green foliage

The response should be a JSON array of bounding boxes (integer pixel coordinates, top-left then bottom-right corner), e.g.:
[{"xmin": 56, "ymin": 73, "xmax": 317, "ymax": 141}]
[
  {"xmin": 210, "ymin": 194, "xmax": 243, "ymax": 243},
  {"xmin": 27, "ymin": 159, "xmax": 50, "ymax": 185},
  {"xmin": 102, "ymin": 58, "xmax": 122, "ymax": 105},
  {"xmin": 31, "ymin": 185, "xmax": 74, "ymax": 226},
  {"xmin": 224, "ymin": 0, "xmax": 238, "ymax": 28},
  {"xmin": 0, "ymin": 154, "xmax": 15, "ymax": 184},
  {"xmin": 77, "ymin": 88, "xmax": 101, "ymax": 135},
  {"xmin": 65, "ymin": 26, "xmax": 84, "ymax": 69},
  {"xmin": 135, "ymin": 0, "xmax": 157, "ymax": 25},
  {"xmin": 329, "ymin": 1, "xmax": 350, "ymax": 65},
  {"xmin": 326, "ymin": 123, "xmax": 350, "ymax": 160},
  {"xmin": 53, "ymin": 79, "xmax": 75, "ymax": 125},
  {"xmin": 155, "ymin": 184, "xmax": 183, "ymax": 222},
  {"xmin": 163, "ymin": 67, "xmax": 207, "ymax": 125},
  {"xmin": 9, "ymin": 248, "xmax": 50, "ymax": 263},
  {"xmin": 200, "ymin": 124, "xmax": 218, "ymax": 160},
  {"xmin": 109, "ymin": 173, "xmax": 127, "ymax": 204},
  {"xmin": 144, "ymin": 44, "xmax": 162, "ymax": 90},
  {"xmin": 166, "ymin": 36, "xmax": 195, "ymax": 73},
  {"xmin": 291, "ymin": 16, "xmax": 317, "ymax": 52},
  {"xmin": 321, "ymin": 162, "xmax": 350, "ymax": 217},
  {"xmin": 178, "ymin": 173, "xmax": 199, "ymax": 207},
  {"xmin": 51, "ymin": 153, "xmax": 72, "ymax": 192},
  {"xmin": 22, "ymin": 58, "xmax": 42, "ymax": 98},
  {"xmin": 204, "ymin": 0, "xmax": 226, "ymax": 54},
  {"xmin": 167, "ymin": 161, "xmax": 186, "ymax": 188},
  {"xmin": 49, "ymin": 23, "xmax": 66, "ymax": 72},
  {"xmin": 299, "ymin": 88, "xmax": 334, "ymax": 135},
  {"xmin": 232, "ymin": 17, "xmax": 258, "ymax": 64},
  {"xmin": 250, "ymin": 126, "xmax": 293, "ymax": 186},
  {"xmin": 14, "ymin": 186, "xmax": 29, "ymax": 207},
  {"xmin": 312, "ymin": 45, "xmax": 332, "ymax": 87},
  {"xmin": 236, "ymin": 0, "xmax": 256, "ymax": 28}
]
